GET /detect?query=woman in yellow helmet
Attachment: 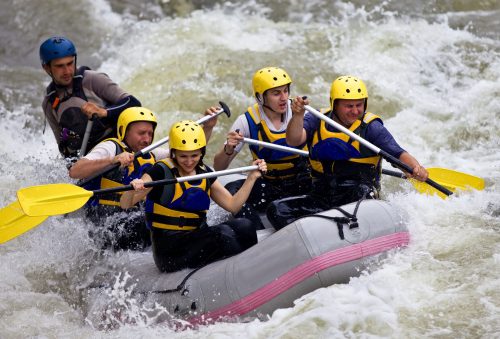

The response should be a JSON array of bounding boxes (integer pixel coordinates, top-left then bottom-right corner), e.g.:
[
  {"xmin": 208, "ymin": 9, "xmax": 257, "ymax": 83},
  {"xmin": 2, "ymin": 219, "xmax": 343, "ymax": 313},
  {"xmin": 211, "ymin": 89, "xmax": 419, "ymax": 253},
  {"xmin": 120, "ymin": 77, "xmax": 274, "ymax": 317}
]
[{"xmin": 121, "ymin": 120, "xmax": 267, "ymax": 273}]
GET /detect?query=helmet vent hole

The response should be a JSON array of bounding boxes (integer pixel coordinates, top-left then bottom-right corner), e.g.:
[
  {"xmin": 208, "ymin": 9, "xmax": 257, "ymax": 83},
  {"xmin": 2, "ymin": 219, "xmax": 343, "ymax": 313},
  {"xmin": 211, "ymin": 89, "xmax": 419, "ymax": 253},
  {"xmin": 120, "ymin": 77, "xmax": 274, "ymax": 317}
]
[
  {"xmin": 182, "ymin": 128, "xmax": 185, "ymax": 132},
  {"xmin": 182, "ymin": 140, "xmax": 186, "ymax": 144},
  {"xmin": 194, "ymin": 139, "xmax": 198, "ymax": 143},
  {"xmin": 346, "ymin": 89, "xmax": 350, "ymax": 93},
  {"xmin": 273, "ymin": 77, "xmax": 278, "ymax": 81},
  {"xmin": 358, "ymin": 88, "xmax": 361, "ymax": 93}
]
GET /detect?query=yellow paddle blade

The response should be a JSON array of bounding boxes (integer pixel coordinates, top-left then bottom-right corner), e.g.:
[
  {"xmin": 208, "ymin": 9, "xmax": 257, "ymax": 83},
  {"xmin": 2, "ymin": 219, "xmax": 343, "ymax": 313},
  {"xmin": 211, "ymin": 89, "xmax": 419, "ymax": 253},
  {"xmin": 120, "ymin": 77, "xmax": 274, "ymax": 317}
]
[
  {"xmin": 0, "ymin": 200, "xmax": 48, "ymax": 244},
  {"xmin": 411, "ymin": 167, "xmax": 485, "ymax": 199},
  {"xmin": 427, "ymin": 167, "xmax": 485, "ymax": 191},
  {"xmin": 412, "ymin": 179, "xmax": 449, "ymax": 199},
  {"xmin": 17, "ymin": 183, "xmax": 93, "ymax": 216}
]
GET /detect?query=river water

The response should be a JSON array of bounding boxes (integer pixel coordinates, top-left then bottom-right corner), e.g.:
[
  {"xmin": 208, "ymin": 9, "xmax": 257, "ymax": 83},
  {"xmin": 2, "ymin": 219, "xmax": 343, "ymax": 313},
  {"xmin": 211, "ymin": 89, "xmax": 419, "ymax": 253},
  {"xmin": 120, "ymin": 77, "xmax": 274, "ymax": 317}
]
[{"xmin": 0, "ymin": 0, "xmax": 499, "ymax": 338}]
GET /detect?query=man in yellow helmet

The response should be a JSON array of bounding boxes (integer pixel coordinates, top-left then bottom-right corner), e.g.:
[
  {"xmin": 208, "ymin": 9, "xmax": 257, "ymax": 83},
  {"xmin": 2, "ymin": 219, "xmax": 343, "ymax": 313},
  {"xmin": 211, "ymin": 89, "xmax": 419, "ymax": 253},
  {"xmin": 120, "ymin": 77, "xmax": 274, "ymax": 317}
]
[
  {"xmin": 121, "ymin": 120, "xmax": 266, "ymax": 273},
  {"xmin": 213, "ymin": 67, "xmax": 311, "ymax": 229},
  {"xmin": 268, "ymin": 75, "xmax": 429, "ymax": 229},
  {"xmin": 69, "ymin": 107, "xmax": 165, "ymax": 250}
]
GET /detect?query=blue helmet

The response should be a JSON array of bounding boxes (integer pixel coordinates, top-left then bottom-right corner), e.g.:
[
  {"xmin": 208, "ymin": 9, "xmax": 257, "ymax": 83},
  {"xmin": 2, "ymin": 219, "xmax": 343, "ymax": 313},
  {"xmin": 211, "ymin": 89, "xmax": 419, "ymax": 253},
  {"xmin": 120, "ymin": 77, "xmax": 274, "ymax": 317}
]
[{"xmin": 39, "ymin": 37, "xmax": 77, "ymax": 65}]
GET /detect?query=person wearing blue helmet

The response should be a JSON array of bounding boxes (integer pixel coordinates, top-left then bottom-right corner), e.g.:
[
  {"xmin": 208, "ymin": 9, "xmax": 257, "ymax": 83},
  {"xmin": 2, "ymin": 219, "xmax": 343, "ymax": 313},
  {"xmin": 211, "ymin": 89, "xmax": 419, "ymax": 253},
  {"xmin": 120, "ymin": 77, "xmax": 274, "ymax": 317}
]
[{"xmin": 40, "ymin": 36, "xmax": 142, "ymax": 160}]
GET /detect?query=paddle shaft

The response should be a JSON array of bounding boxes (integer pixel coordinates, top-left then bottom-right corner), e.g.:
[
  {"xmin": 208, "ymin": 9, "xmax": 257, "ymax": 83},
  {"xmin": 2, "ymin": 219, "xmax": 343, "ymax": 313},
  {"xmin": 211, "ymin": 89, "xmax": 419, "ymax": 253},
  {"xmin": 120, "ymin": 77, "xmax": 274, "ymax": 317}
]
[
  {"xmin": 304, "ymin": 105, "xmax": 453, "ymax": 196},
  {"xmin": 78, "ymin": 102, "xmax": 231, "ymax": 187},
  {"xmin": 79, "ymin": 114, "xmax": 97, "ymax": 156},
  {"xmin": 243, "ymin": 137, "xmax": 409, "ymax": 180},
  {"xmin": 91, "ymin": 165, "xmax": 258, "ymax": 196},
  {"xmin": 242, "ymin": 137, "xmax": 309, "ymax": 156},
  {"xmin": 381, "ymin": 168, "xmax": 406, "ymax": 179}
]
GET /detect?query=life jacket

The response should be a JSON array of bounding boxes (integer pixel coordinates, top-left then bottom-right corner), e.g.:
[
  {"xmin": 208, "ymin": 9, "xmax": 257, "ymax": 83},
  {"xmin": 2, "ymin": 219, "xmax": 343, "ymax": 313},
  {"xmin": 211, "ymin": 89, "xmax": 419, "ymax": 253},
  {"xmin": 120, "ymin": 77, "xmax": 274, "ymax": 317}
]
[
  {"xmin": 245, "ymin": 103, "xmax": 309, "ymax": 180},
  {"xmin": 309, "ymin": 110, "xmax": 382, "ymax": 185},
  {"xmin": 145, "ymin": 159, "xmax": 213, "ymax": 231},
  {"xmin": 46, "ymin": 66, "xmax": 112, "ymax": 152},
  {"xmin": 84, "ymin": 138, "xmax": 156, "ymax": 208}
]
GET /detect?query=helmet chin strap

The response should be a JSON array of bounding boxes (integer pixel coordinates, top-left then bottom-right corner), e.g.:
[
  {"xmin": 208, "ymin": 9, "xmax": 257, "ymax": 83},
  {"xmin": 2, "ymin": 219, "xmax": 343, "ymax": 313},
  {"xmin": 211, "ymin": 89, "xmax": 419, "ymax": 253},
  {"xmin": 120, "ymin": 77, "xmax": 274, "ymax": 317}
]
[{"xmin": 262, "ymin": 103, "xmax": 285, "ymax": 122}]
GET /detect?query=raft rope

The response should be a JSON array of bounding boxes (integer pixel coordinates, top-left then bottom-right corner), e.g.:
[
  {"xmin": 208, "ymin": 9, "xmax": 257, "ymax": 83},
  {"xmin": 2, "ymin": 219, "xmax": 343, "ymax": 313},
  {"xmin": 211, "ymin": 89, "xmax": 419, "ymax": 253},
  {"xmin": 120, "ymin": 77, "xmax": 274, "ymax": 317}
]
[
  {"xmin": 148, "ymin": 267, "xmax": 201, "ymax": 295},
  {"xmin": 87, "ymin": 265, "xmax": 201, "ymax": 297},
  {"xmin": 310, "ymin": 188, "xmax": 370, "ymax": 240}
]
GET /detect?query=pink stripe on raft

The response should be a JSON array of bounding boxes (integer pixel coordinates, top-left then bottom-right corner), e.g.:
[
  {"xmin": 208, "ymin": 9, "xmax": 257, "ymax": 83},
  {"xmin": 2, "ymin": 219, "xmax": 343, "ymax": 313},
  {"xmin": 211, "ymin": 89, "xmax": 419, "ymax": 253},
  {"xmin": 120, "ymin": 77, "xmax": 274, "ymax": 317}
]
[{"xmin": 189, "ymin": 231, "xmax": 410, "ymax": 325}]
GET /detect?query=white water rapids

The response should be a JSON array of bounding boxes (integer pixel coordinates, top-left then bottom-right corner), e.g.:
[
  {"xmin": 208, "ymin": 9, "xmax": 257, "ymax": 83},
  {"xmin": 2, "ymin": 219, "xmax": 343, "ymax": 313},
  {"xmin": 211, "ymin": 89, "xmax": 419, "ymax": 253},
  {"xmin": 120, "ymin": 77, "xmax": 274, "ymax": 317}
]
[{"xmin": 0, "ymin": 0, "xmax": 498, "ymax": 337}]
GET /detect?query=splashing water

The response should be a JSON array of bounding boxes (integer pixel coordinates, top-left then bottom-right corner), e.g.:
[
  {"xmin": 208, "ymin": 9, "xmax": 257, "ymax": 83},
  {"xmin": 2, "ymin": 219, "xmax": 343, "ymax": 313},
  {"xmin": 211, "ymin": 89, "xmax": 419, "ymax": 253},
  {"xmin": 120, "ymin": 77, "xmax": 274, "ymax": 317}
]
[{"xmin": 0, "ymin": 0, "xmax": 499, "ymax": 337}]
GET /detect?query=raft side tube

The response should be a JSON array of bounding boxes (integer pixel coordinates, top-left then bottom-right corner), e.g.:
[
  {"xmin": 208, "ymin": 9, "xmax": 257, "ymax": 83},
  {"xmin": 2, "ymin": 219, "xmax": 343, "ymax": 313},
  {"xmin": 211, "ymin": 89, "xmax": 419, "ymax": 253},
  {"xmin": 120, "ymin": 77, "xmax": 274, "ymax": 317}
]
[{"xmin": 86, "ymin": 200, "xmax": 409, "ymax": 324}]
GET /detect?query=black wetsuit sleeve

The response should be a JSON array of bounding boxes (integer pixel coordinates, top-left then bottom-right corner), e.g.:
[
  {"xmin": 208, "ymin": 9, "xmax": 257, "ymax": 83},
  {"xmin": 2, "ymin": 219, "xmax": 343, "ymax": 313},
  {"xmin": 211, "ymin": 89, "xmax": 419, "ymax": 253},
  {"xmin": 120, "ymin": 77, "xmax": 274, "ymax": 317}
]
[{"xmin": 104, "ymin": 95, "xmax": 142, "ymax": 122}]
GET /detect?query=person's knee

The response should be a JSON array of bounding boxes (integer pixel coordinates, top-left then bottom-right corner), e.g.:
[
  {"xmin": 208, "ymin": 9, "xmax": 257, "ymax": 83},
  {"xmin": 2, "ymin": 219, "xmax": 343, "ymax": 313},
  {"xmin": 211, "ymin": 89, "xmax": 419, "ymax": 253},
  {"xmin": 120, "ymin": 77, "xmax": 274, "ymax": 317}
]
[
  {"xmin": 236, "ymin": 205, "xmax": 265, "ymax": 230},
  {"xmin": 153, "ymin": 250, "xmax": 172, "ymax": 272},
  {"xmin": 209, "ymin": 224, "xmax": 241, "ymax": 254},
  {"xmin": 266, "ymin": 200, "xmax": 289, "ymax": 230},
  {"xmin": 224, "ymin": 179, "xmax": 245, "ymax": 195},
  {"xmin": 213, "ymin": 223, "xmax": 237, "ymax": 239},
  {"xmin": 266, "ymin": 195, "xmax": 319, "ymax": 230},
  {"xmin": 230, "ymin": 218, "xmax": 257, "ymax": 248}
]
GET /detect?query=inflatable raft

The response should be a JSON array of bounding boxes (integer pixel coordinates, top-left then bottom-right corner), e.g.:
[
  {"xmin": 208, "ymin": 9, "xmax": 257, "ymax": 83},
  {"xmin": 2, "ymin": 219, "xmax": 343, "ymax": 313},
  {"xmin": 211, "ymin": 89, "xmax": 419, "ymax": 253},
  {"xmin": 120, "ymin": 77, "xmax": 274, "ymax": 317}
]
[{"xmin": 87, "ymin": 198, "xmax": 409, "ymax": 326}]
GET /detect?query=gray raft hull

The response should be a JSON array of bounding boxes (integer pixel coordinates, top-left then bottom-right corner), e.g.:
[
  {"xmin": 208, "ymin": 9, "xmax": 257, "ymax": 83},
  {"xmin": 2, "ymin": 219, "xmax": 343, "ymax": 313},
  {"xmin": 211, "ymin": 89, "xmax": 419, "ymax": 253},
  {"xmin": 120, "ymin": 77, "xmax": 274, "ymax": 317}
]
[{"xmin": 89, "ymin": 199, "xmax": 409, "ymax": 325}]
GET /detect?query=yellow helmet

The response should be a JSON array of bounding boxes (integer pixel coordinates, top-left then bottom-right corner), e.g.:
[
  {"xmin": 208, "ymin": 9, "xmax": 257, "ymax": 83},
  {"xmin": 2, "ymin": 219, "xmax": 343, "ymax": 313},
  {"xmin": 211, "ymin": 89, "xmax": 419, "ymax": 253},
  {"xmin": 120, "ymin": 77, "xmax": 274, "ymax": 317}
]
[
  {"xmin": 330, "ymin": 75, "xmax": 368, "ymax": 110},
  {"xmin": 117, "ymin": 107, "xmax": 157, "ymax": 141},
  {"xmin": 169, "ymin": 120, "xmax": 206, "ymax": 151},
  {"xmin": 252, "ymin": 67, "xmax": 292, "ymax": 101}
]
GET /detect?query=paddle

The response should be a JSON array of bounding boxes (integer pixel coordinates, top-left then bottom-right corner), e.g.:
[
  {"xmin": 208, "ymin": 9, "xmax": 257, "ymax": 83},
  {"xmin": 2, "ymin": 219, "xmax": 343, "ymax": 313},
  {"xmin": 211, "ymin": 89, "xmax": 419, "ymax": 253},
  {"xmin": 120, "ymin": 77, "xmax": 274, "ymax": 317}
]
[
  {"xmin": 0, "ymin": 201, "xmax": 48, "ymax": 244},
  {"xmin": 381, "ymin": 168, "xmax": 484, "ymax": 198},
  {"xmin": 77, "ymin": 101, "xmax": 231, "ymax": 187},
  {"xmin": 17, "ymin": 165, "xmax": 259, "ymax": 217},
  {"xmin": 303, "ymin": 105, "xmax": 454, "ymax": 197},
  {"xmin": 241, "ymin": 137, "xmax": 484, "ymax": 198},
  {"xmin": 242, "ymin": 137, "xmax": 308, "ymax": 157},
  {"xmin": 0, "ymin": 103, "xmax": 231, "ymax": 242},
  {"xmin": 79, "ymin": 114, "xmax": 97, "ymax": 157}
]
